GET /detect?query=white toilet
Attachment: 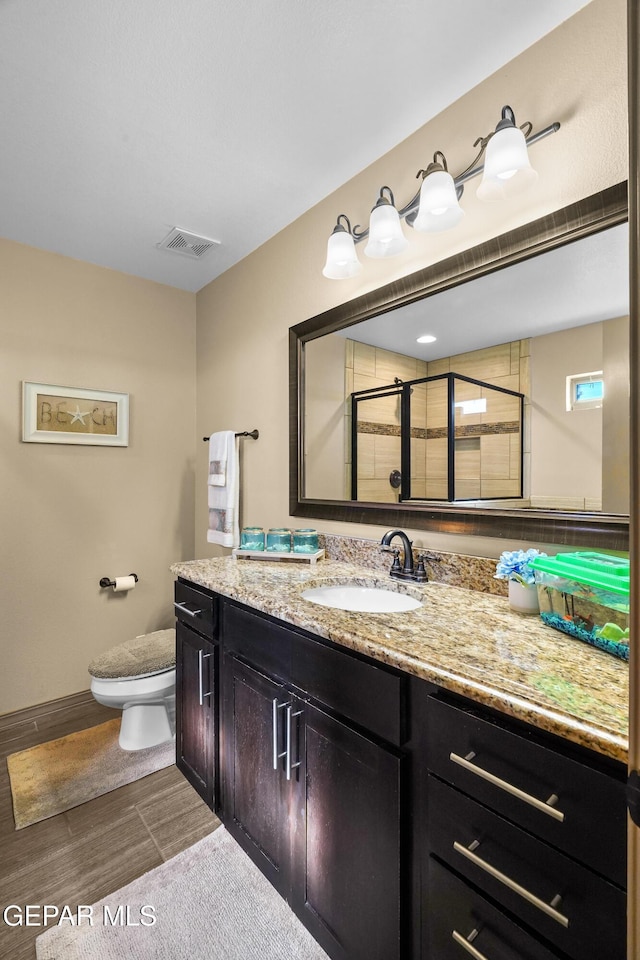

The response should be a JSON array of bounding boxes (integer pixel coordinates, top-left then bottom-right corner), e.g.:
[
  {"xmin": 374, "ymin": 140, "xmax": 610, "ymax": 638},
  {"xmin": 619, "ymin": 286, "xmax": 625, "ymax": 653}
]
[{"xmin": 89, "ymin": 628, "xmax": 176, "ymax": 751}]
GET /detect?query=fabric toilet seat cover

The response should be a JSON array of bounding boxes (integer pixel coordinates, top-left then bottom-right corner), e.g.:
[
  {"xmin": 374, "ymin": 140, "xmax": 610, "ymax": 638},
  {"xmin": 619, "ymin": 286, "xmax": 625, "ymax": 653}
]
[{"xmin": 89, "ymin": 628, "xmax": 176, "ymax": 680}]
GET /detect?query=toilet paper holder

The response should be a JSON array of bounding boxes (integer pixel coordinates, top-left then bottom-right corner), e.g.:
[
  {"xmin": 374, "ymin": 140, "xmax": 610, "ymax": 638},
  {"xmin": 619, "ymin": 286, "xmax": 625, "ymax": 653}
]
[{"xmin": 99, "ymin": 574, "xmax": 139, "ymax": 588}]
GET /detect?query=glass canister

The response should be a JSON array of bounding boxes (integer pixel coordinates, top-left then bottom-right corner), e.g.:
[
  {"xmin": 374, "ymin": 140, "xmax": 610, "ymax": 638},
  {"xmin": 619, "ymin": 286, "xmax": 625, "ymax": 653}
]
[
  {"xmin": 240, "ymin": 526, "xmax": 265, "ymax": 551},
  {"xmin": 266, "ymin": 528, "xmax": 292, "ymax": 552},
  {"xmin": 293, "ymin": 528, "xmax": 319, "ymax": 554}
]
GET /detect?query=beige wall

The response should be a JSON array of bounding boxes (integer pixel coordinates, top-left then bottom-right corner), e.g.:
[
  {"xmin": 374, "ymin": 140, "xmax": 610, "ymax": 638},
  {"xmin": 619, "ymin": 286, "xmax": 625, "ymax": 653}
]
[
  {"xmin": 304, "ymin": 334, "xmax": 346, "ymax": 500},
  {"xmin": 0, "ymin": 241, "xmax": 196, "ymax": 714},
  {"xmin": 530, "ymin": 317, "xmax": 630, "ymax": 512},
  {"xmin": 530, "ymin": 323, "xmax": 603, "ymax": 509},
  {"xmin": 195, "ymin": 0, "xmax": 627, "ymax": 563}
]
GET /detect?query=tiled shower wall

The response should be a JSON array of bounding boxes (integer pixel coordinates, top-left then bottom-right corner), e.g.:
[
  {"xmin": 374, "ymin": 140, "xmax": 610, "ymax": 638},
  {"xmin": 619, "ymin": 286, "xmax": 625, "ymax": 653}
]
[
  {"xmin": 346, "ymin": 339, "xmax": 529, "ymax": 503},
  {"xmin": 345, "ymin": 340, "xmax": 427, "ymax": 502}
]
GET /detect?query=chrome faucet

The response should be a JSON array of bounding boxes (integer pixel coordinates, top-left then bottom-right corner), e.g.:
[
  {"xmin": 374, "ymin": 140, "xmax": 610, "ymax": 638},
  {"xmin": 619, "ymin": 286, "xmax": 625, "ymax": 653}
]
[{"xmin": 380, "ymin": 529, "xmax": 427, "ymax": 583}]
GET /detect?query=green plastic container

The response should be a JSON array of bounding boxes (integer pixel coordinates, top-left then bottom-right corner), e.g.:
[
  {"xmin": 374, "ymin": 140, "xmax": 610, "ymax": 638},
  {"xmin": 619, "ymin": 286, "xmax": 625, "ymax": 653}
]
[{"xmin": 529, "ymin": 552, "xmax": 630, "ymax": 661}]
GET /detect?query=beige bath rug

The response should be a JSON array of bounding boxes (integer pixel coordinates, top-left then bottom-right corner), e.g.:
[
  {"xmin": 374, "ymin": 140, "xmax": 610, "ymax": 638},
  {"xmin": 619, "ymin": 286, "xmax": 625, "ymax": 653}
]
[
  {"xmin": 36, "ymin": 826, "xmax": 329, "ymax": 960},
  {"xmin": 7, "ymin": 718, "xmax": 175, "ymax": 829}
]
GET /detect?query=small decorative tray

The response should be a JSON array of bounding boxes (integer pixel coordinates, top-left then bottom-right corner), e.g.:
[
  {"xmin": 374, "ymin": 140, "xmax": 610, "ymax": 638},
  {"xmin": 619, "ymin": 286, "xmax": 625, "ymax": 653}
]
[{"xmin": 232, "ymin": 548, "xmax": 325, "ymax": 564}]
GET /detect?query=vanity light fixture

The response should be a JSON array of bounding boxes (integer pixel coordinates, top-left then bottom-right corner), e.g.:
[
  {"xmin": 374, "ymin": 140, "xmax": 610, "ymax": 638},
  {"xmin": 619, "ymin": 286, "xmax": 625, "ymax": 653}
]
[
  {"xmin": 363, "ymin": 187, "xmax": 409, "ymax": 259},
  {"xmin": 322, "ymin": 104, "xmax": 559, "ymax": 279},
  {"xmin": 416, "ymin": 334, "xmax": 437, "ymax": 343},
  {"xmin": 322, "ymin": 215, "xmax": 362, "ymax": 279},
  {"xmin": 413, "ymin": 152, "xmax": 464, "ymax": 233},
  {"xmin": 476, "ymin": 106, "xmax": 538, "ymax": 201}
]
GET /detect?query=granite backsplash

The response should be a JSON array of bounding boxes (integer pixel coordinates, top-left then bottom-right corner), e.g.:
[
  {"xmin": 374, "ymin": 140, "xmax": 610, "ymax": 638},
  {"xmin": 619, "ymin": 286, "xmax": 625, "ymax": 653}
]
[{"xmin": 319, "ymin": 533, "xmax": 508, "ymax": 597}]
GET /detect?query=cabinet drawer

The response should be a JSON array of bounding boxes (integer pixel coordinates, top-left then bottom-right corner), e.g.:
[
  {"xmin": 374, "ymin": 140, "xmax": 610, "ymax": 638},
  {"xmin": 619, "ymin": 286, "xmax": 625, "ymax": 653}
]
[
  {"xmin": 292, "ymin": 632, "xmax": 403, "ymax": 746},
  {"xmin": 426, "ymin": 695, "xmax": 626, "ymax": 886},
  {"xmin": 428, "ymin": 776, "xmax": 626, "ymax": 960},
  {"xmin": 427, "ymin": 858, "xmax": 559, "ymax": 960},
  {"xmin": 223, "ymin": 602, "xmax": 292, "ymax": 683},
  {"xmin": 175, "ymin": 580, "xmax": 217, "ymax": 637}
]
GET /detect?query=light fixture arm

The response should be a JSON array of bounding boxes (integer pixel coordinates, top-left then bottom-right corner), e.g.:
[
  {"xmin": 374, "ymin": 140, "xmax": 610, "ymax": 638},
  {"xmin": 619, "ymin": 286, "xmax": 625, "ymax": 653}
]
[
  {"xmin": 377, "ymin": 185, "xmax": 396, "ymax": 206},
  {"xmin": 417, "ymin": 150, "xmax": 449, "ymax": 179},
  {"xmin": 341, "ymin": 114, "xmax": 559, "ymax": 245},
  {"xmin": 329, "ymin": 213, "xmax": 353, "ymax": 235}
]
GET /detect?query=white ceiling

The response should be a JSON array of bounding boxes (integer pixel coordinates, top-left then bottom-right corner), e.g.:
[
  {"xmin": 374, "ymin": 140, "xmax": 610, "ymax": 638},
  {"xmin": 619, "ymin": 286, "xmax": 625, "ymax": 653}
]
[
  {"xmin": 336, "ymin": 223, "xmax": 629, "ymax": 360},
  {"xmin": 0, "ymin": 1, "xmax": 592, "ymax": 293}
]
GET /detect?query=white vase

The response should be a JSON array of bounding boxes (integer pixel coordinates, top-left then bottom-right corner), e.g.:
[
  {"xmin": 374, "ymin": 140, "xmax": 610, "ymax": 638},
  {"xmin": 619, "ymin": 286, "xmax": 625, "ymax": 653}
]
[{"xmin": 508, "ymin": 580, "xmax": 540, "ymax": 615}]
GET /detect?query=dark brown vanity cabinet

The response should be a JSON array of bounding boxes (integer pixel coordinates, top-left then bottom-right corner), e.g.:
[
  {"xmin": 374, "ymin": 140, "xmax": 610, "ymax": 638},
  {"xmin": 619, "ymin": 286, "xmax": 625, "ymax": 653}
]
[
  {"xmin": 424, "ymin": 693, "xmax": 627, "ymax": 960},
  {"xmin": 173, "ymin": 578, "xmax": 628, "ymax": 960},
  {"xmin": 221, "ymin": 600, "xmax": 404, "ymax": 960},
  {"xmin": 175, "ymin": 580, "xmax": 218, "ymax": 808}
]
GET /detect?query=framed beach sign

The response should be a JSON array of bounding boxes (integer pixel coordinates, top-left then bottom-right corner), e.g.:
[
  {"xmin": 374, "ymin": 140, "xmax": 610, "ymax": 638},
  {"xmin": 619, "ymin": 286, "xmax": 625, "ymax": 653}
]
[{"xmin": 22, "ymin": 382, "xmax": 129, "ymax": 446}]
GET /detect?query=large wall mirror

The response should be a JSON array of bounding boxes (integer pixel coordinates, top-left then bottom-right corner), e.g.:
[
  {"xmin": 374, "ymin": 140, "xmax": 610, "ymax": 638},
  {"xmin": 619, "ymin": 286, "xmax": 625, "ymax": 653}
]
[{"xmin": 290, "ymin": 183, "xmax": 629, "ymax": 549}]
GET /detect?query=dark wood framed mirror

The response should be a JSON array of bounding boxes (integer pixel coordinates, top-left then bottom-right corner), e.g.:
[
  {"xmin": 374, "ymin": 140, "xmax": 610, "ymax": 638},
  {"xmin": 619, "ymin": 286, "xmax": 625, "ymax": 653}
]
[{"xmin": 290, "ymin": 181, "xmax": 629, "ymax": 549}]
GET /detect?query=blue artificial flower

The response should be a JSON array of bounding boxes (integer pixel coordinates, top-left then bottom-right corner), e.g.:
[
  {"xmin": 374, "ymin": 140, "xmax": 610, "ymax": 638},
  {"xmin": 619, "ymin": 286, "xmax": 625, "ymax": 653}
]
[{"xmin": 494, "ymin": 548, "xmax": 547, "ymax": 585}]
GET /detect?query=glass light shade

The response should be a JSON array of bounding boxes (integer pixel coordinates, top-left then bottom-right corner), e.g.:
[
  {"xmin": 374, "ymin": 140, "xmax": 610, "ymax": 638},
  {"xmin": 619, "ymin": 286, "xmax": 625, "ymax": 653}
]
[
  {"xmin": 322, "ymin": 229, "xmax": 362, "ymax": 279},
  {"xmin": 476, "ymin": 125, "xmax": 538, "ymax": 202},
  {"xmin": 364, "ymin": 202, "xmax": 408, "ymax": 258},
  {"xmin": 413, "ymin": 169, "xmax": 464, "ymax": 233}
]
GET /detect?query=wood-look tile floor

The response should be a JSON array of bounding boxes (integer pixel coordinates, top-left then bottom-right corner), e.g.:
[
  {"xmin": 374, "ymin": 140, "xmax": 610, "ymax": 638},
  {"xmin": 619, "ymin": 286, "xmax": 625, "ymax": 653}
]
[{"xmin": 0, "ymin": 691, "xmax": 220, "ymax": 960}]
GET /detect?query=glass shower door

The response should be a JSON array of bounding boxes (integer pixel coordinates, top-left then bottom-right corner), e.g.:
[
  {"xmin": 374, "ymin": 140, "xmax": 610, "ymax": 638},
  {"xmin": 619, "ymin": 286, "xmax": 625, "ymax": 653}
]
[{"xmin": 350, "ymin": 386, "xmax": 403, "ymax": 502}]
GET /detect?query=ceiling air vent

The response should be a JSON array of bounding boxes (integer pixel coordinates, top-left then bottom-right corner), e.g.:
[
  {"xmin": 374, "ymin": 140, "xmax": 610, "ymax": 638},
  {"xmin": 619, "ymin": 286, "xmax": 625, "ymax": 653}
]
[{"xmin": 157, "ymin": 227, "xmax": 220, "ymax": 260}]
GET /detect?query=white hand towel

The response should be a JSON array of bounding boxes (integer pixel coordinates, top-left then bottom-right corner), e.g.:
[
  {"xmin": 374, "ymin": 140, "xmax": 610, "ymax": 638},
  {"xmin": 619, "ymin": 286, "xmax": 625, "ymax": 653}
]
[
  {"xmin": 207, "ymin": 432, "xmax": 239, "ymax": 548},
  {"xmin": 208, "ymin": 431, "xmax": 231, "ymax": 487}
]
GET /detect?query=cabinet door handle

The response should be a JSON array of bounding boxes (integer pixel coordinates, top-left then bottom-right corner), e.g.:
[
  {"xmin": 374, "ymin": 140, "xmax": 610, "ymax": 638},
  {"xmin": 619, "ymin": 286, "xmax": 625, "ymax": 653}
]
[
  {"xmin": 285, "ymin": 706, "xmax": 303, "ymax": 781},
  {"xmin": 198, "ymin": 650, "xmax": 212, "ymax": 705},
  {"xmin": 174, "ymin": 601, "xmax": 203, "ymax": 618},
  {"xmin": 272, "ymin": 699, "xmax": 289, "ymax": 770},
  {"xmin": 451, "ymin": 928, "xmax": 491, "ymax": 960},
  {"xmin": 453, "ymin": 839, "xmax": 569, "ymax": 928},
  {"xmin": 449, "ymin": 751, "xmax": 565, "ymax": 822}
]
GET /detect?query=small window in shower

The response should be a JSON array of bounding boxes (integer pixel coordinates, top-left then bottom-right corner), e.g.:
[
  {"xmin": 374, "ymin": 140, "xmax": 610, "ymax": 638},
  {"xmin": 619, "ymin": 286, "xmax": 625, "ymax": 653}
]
[{"xmin": 566, "ymin": 371, "xmax": 604, "ymax": 411}]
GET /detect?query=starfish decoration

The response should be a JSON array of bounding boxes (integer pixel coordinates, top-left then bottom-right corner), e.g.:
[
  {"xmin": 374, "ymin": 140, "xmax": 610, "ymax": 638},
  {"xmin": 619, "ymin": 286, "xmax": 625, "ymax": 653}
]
[{"xmin": 69, "ymin": 405, "xmax": 89, "ymax": 425}]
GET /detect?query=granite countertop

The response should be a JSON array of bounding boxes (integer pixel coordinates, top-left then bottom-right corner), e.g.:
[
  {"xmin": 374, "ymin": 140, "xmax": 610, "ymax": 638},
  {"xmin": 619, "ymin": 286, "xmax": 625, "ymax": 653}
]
[{"xmin": 171, "ymin": 556, "xmax": 629, "ymax": 764}]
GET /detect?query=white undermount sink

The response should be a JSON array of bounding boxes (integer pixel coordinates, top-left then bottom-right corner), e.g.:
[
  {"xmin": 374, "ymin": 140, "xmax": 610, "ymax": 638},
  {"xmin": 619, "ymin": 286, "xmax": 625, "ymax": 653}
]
[{"xmin": 301, "ymin": 584, "xmax": 422, "ymax": 613}]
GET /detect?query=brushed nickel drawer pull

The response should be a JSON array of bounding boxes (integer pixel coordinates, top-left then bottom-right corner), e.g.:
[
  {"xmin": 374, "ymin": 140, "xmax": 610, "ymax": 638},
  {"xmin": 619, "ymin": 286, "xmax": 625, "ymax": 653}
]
[
  {"xmin": 449, "ymin": 751, "xmax": 565, "ymax": 822},
  {"xmin": 452, "ymin": 928, "xmax": 491, "ymax": 960},
  {"xmin": 453, "ymin": 839, "xmax": 569, "ymax": 928},
  {"xmin": 174, "ymin": 601, "xmax": 203, "ymax": 618}
]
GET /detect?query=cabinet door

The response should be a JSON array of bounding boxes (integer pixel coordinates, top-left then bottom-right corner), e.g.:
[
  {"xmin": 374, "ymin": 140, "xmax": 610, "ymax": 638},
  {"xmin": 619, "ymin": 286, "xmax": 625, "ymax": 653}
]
[
  {"xmin": 175, "ymin": 620, "xmax": 216, "ymax": 809},
  {"xmin": 222, "ymin": 655, "xmax": 293, "ymax": 899},
  {"xmin": 293, "ymin": 700, "xmax": 403, "ymax": 960}
]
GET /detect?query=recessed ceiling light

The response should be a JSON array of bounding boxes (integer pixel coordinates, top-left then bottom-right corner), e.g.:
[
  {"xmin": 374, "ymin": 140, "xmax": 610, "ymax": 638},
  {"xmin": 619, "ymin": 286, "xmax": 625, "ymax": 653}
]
[{"xmin": 416, "ymin": 334, "xmax": 437, "ymax": 343}]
